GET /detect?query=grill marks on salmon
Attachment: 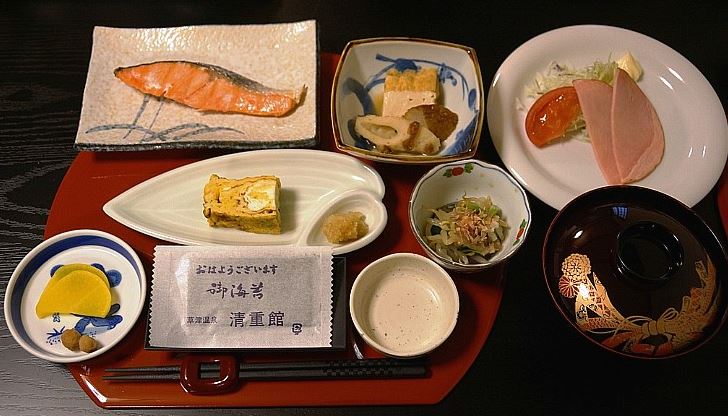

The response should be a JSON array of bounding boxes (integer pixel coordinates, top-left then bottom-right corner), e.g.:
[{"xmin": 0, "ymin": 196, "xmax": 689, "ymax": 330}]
[{"xmin": 114, "ymin": 61, "xmax": 304, "ymax": 117}]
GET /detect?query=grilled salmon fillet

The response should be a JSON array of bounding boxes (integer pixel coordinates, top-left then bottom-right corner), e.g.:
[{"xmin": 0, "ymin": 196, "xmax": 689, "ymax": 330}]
[{"xmin": 114, "ymin": 61, "xmax": 303, "ymax": 117}]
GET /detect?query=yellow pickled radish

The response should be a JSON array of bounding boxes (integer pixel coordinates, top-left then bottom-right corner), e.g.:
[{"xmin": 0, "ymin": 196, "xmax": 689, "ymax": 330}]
[
  {"xmin": 46, "ymin": 263, "xmax": 109, "ymax": 290},
  {"xmin": 35, "ymin": 270, "xmax": 112, "ymax": 318}
]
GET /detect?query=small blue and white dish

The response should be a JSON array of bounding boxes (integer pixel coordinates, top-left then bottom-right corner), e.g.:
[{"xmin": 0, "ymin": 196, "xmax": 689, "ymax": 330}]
[
  {"xmin": 4, "ymin": 229, "xmax": 146, "ymax": 363},
  {"xmin": 331, "ymin": 37, "xmax": 484, "ymax": 164}
]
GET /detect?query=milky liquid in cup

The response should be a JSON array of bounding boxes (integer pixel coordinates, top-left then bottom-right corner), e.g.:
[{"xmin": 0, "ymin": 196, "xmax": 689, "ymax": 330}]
[{"xmin": 366, "ymin": 270, "xmax": 448, "ymax": 354}]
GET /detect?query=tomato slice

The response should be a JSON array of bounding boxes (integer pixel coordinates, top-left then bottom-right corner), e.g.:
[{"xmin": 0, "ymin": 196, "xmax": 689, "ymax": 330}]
[{"xmin": 525, "ymin": 86, "xmax": 581, "ymax": 147}]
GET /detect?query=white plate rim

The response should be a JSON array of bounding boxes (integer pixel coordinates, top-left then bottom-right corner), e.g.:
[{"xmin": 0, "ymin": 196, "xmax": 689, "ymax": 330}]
[{"xmin": 487, "ymin": 24, "xmax": 728, "ymax": 210}]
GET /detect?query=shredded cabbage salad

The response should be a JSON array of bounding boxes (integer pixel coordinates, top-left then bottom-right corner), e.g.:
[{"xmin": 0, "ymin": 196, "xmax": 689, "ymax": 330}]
[
  {"xmin": 524, "ymin": 59, "xmax": 618, "ymax": 98},
  {"xmin": 425, "ymin": 195, "xmax": 508, "ymax": 264}
]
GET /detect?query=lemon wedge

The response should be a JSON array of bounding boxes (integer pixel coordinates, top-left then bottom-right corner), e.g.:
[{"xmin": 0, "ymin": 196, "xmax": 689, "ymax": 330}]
[{"xmin": 35, "ymin": 269, "xmax": 112, "ymax": 318}]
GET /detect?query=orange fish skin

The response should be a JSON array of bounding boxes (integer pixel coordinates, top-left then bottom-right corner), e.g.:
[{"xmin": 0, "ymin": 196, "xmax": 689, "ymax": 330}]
[{"xmin": 114, "ymin": 61, "xmax": 303, "ymax": 117}]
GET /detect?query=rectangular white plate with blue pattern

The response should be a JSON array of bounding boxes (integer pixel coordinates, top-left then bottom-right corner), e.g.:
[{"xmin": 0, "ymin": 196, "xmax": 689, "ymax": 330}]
[{"xmin": 75, "ymin": 22, "xmax": 318, "ymax": 151}]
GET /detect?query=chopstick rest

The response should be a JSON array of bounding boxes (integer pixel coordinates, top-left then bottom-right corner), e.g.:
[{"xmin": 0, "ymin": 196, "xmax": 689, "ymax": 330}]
[{"xmin": 104, "ymin": 354, "xmax": 429, "ymax": 394}]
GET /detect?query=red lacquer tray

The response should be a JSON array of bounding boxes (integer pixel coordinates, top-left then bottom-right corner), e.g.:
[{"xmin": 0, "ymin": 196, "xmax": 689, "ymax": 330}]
[
  {"xmin": 43, "ymin": 53, "xmax": 505, "ymax": 408},
  {"xmin": 718, "ymin": 164, "xmax": 728, "ymax": 238}
]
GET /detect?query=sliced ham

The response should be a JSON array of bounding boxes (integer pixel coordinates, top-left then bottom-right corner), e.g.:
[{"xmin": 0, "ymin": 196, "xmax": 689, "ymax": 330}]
[
  {"xmin": 611, "ymin": 68, "xmax": 664, "ymax": 183},
  {"xmin": 573, "ymin": 79, "xmax": 621, "ymax": 185}
]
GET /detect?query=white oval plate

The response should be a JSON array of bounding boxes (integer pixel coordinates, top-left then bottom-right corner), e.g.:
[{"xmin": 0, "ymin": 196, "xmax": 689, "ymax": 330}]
[
  {"xmin": 487, "ymin": 25, "xmax": 728, "ymax": 210},
  {"xmin": 4, "ymin": 229, "xmax": 146, "ymax": 363},
  {"xmin": 103, "ymin": 149, "xmax": 387, "ymax": 254}
]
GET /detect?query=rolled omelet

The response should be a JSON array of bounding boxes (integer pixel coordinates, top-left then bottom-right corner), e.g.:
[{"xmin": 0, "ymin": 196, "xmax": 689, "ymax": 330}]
[{"xmin": 203, "ymin": 174, "xmax": 281, "ymax": 234}]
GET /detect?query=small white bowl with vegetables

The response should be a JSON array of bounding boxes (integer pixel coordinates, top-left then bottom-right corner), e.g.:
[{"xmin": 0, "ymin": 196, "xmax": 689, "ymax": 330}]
[{"xmin": 409, "ymin": 159, "xmax": 531, "ymax": 272}]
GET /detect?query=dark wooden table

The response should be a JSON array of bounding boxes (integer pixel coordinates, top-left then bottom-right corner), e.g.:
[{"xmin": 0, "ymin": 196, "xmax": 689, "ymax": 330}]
[{"xmin": 1, "ymin": 1, "xmax": 726, "ymax": 415}]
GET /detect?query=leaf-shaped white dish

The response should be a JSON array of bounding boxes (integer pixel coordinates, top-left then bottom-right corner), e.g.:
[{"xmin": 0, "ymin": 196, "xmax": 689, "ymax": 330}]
[{"xmin": 103, "ymin": 149, "xmax": 387, "ymax": 255}]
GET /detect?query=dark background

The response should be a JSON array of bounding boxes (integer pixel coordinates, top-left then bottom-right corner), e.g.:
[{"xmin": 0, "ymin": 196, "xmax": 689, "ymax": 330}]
[{"xmin": 0, "ymin": 1, "xmax": 726, "ymax": 415}]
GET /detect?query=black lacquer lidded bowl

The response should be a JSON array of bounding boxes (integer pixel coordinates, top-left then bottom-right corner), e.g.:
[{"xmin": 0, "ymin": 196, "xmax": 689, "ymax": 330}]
[{"xmin": 543, "ymin": 186, "xmax": 728, "ymax": 359}]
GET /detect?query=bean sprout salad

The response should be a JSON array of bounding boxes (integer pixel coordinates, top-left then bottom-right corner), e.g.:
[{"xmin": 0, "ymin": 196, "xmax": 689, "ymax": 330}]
[{"xmin": 425, "ymin": 195, "xmax": 508, "ymax": 264}]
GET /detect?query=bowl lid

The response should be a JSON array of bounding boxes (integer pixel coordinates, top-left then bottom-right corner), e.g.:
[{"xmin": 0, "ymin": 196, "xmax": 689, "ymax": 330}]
[{"xmin": 543, "ymin": 186, "xmax": 728, "ymax": 359}]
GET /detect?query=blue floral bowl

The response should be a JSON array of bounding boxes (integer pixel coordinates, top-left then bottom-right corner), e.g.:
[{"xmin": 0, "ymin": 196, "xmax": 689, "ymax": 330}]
[
  {"xmin": 332, "ymin": 37, "xmax": 484, "ymax": 164},
  {"xmin": 4, "ymin": 229, "xmax": 146, "ymax": 363}
]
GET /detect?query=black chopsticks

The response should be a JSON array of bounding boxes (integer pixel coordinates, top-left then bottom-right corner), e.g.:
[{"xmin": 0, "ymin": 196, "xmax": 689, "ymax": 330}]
[{"xmin": 104, "ymin": 357, "xmax": 428, "ymax": 382}]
